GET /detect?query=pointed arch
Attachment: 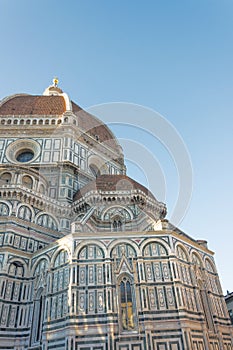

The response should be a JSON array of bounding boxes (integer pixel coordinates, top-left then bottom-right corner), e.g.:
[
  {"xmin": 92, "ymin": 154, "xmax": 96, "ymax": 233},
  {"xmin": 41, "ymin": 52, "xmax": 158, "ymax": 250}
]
[
  {"xmin": 110, "ymin": 241, "xmax": 137, "ymax": 272},
  {"xmin": 191, "ymin": 251, "xmax": 203, "ymax": 268},
  {"xmin": 32, "ymin": 256, "xmax": 49, "ymax": 276},
  {"xmin": 51, "ymin": 247, "xmax": 70, "ymax": 268},
  {"xmin": 30, "ymin": 287, "xmax": 45, "ymax": 346},
  {"xmin": 197, "ymin": 278, "xmax": 215, "ymax": 332},
  {"xmin": 175, "ymin": 244, "xmax": 190, "ymax": 262},
  {"xmin": 117, "ymin": 273, "xmax": 137, "ymax": 332},
  {"xmin": 204, "ymin": 257, "xmax": 216, "ymax": 273}
]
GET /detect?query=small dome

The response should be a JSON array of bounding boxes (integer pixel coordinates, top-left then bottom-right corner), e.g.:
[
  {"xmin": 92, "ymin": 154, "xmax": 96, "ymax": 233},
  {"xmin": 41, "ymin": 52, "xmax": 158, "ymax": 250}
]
[
  {"xmin": 73, "ymin": 175, "xmax": 167, "ymax": 220},
  {"xmin": 74, "ymin": 174, "xmax": 158, "ymax": 201}
]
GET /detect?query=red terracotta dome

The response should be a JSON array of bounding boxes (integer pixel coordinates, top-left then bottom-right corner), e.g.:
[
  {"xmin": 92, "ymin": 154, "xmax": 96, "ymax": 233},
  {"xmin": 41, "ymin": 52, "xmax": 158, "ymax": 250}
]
[
  {"xmin": 0, "ymin": 92, "xmax": 122, "ymax": 155},
  {"xmin": 0, "ymin": 94, "xmax": 66, "ymax": 115},
  {"xmin": 74, "ymin": 174, "xmax": 157, "ymax": 201}
]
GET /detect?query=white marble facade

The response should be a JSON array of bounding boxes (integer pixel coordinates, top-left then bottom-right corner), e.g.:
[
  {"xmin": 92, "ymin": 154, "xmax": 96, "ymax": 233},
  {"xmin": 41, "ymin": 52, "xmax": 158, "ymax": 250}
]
[{"xmin": 0, "ymin": 83, "xmax": 232, "ymax": 350}]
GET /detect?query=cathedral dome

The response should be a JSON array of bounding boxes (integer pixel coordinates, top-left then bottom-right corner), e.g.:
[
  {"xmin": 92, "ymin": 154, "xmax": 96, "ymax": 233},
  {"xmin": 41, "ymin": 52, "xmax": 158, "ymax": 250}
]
[
  {"xmin": 0, "ymin": 94, "xmax": 66, "ymax": 115},
  {"xmin": 0, "ymin": 89, "xmax": 122, "ymax": 155}
]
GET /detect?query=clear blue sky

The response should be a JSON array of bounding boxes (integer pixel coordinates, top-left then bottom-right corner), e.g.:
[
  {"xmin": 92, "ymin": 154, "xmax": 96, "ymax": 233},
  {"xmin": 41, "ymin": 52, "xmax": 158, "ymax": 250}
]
[{"xmin": 0, "ymin": 0, "xmax": 233, "ymax": 292}]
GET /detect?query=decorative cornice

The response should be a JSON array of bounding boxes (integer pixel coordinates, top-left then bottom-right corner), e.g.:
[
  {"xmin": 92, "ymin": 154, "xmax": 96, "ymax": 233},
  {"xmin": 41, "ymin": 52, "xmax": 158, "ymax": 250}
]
[{"xmin": 0, "ymin": 185, "xmax": 71, "ymax": 217}]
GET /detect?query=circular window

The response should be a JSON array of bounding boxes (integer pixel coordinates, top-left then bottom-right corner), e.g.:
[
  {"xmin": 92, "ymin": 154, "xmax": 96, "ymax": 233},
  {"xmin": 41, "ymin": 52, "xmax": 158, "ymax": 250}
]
[
  {"xmin": 6, "ymin": 139, "xmax": 40, "ymax": 164},
  {"xmin": 16, "ymin": 150, "xmax": 34, "ymax": 163}
]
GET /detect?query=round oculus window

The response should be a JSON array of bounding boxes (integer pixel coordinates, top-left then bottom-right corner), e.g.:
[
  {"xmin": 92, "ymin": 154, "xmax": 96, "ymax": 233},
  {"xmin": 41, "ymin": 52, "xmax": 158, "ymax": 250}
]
[
  {"xmin": 6, "ymin": 139, "xmax": 40, "ymax": 164},
  {"xmin": 16, "ymin": 150, "xmax": 34, "ymax": 163}
]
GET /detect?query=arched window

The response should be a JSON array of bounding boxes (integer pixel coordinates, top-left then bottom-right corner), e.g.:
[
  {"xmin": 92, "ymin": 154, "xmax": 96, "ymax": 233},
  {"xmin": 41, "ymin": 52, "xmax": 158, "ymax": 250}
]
[
  {"xmin": 0, "ymin": 172, "xmax": 12, "ymax": 184},
  {"xmin": 177, "ymin": 245, "xmax": 189, "ymax": 262},
  {"xmin": 112, "ymin": 219, "xmax": 122, "ymax": 232},
  {"xmin": 34, "ymin": 259, "xmax": 48, "ymax": 277},
  {"xmin": 198, "ymin": 280, "xmax": 215, "ymax": 331},
  {"xmin": 205, "ymin": 258, "xmax": 215, "ymax": 273},
  {"xmin": 54, "ymin": 249, "xmax": 69, "ymax": 268},
  {"xmin": 36, "ymin": 294, "xmax": 43, "ymax": 341},
  {"xmin": 119, "ymin": 276, "xmax": 136, "ymax": 331},
  {"xmin": 31, "ymin": 288, "xmax": 45, "ymax": 345},
  {"xmin": 192, "ymin": 253, "xmax": 202, "ymax": 266},
  {"xmin": 9, "ymin": 261, "xmax": 24, "ymax": 277},
  {"xmin": 39, "ymin": 184, "xmax": 45, "ymax": 194},
  {"xmin": 0, "ymin": 202, "xmax": 10, "ymax": 216},
  {"xmin": 18, "ymin": 205, "xmax": 32, "ymax": 221},
  {"xmin": 37, "ymin": 214, "xmax": 58, "ymax": 231},
  {"xmin": 22, "ymin": 175, "xmax": 33, "ymax": 189}
]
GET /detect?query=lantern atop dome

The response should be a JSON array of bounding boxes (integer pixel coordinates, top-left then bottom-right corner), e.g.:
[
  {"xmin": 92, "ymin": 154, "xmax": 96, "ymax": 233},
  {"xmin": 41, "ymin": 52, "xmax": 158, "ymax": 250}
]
[{"xmin": 43, "ymin": 77, "xmax": 63, "ymax": 96}]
